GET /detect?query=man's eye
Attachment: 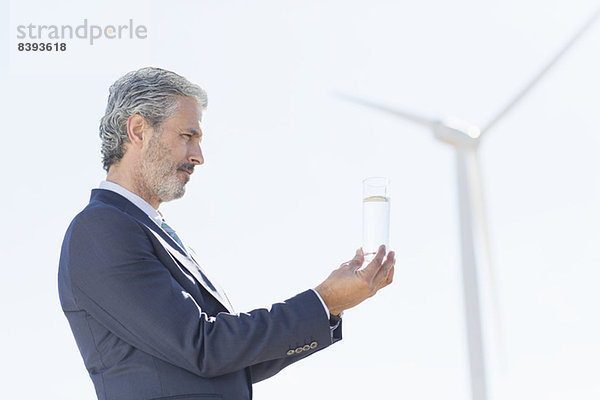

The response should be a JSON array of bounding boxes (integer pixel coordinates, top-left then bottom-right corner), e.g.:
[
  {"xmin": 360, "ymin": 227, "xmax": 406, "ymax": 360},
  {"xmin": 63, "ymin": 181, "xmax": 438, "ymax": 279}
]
[{"xmin": 182, "ymin": 134, "xmax": 192, "ymax": 139}]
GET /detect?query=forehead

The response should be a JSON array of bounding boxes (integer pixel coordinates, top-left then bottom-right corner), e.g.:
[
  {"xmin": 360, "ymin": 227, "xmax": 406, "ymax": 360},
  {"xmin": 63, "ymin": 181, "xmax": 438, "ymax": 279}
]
[{"xmin": 169, "ymin": 96, "xmax": 203, "ymax": 126}]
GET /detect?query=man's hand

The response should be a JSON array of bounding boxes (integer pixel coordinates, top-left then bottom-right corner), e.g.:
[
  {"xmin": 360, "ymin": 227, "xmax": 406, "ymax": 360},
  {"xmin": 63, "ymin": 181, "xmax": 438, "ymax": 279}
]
[{"xmin": 315, "ymin": 245, "xmax": 395, "ymax": 316}]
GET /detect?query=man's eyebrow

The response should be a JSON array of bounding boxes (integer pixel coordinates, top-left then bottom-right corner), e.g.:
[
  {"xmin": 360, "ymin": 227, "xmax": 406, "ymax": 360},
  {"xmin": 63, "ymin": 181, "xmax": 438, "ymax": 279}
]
[{"xmin": 185, "ymin": 128, "xmax": 203, "ymax": 136}]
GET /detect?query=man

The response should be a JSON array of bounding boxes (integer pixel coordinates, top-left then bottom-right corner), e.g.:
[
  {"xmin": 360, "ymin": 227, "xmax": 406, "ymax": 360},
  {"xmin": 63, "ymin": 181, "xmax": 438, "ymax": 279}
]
[{"xmin": 58, "ymin": 67, "xmax": 395, "ymax": 400}]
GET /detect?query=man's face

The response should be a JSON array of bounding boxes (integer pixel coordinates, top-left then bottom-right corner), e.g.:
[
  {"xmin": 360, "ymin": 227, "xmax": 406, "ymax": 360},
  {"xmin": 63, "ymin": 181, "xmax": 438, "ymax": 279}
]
[{"xmin": 139, "ymin": 96, "xmax": 204, "ymax": 204}]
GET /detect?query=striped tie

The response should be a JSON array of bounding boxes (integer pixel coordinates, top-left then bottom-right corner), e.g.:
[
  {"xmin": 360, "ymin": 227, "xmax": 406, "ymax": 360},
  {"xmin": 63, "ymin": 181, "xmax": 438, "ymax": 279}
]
[{"xmin": 160, "ymin": 220, "xmax": 186, "ymax": 252}]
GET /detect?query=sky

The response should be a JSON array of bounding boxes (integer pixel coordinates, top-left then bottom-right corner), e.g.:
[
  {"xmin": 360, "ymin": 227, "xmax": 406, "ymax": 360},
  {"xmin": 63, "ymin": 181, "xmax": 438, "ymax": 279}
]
[{"xmin": 1, "ymin": 0, "xmax": 599, "ymax": 399}]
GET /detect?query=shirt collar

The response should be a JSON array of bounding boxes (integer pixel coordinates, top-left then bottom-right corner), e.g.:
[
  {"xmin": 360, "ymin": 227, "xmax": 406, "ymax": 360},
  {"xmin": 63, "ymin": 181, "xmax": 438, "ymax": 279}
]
[{"xmin": 98, "ymin": 180, "xmax": 163, "ymax": 227}]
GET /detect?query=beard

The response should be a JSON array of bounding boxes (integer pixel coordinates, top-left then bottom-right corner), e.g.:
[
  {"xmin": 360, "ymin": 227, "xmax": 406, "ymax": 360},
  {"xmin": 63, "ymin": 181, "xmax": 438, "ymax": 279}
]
[{"xmin": 138, "ymin": 132, "xmax": 191, "ymax": 203}]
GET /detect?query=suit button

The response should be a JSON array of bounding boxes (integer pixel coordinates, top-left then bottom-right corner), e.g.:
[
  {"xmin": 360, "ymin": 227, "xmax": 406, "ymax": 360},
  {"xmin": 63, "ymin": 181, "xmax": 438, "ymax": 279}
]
[
  {"xmin": 302, "ymin": 345, "xmax": 311, "ymax": 351},
  {"xmin": 310, "ymin": 341, "xmax": 318, "ymax": 349},
  {"xmin": 287, "ymin": 349, "xmax": 295, "ymax": 356},
  {"xmin": 295, "ymin": 347, "xmax": 303, "ymax": 354}
]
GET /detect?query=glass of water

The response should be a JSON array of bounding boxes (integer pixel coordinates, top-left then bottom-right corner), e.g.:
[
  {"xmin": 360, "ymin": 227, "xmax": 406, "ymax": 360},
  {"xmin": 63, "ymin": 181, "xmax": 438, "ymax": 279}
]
[{"xmin": 362, "ymin": 177, "xmax": 390, "ymax": 262}]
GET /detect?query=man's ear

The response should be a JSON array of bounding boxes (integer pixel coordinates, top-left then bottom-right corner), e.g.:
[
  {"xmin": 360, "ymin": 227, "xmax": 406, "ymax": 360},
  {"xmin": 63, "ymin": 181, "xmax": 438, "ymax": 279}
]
[{"xmin": 126, "ymin": 114, "xmax": 148, "ymax": 148}]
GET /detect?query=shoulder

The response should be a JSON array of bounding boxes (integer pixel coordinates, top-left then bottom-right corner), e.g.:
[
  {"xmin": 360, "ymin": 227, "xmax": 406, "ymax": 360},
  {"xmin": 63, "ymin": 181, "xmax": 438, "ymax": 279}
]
[
  {"xmin": 72, "ymin": 201, "xmax": 141, "ymax": 232},
  {"xmin": 65, "ymin": 200, "xmax": 152, "ymax": 253},
  {"xmin": 62, "ymin": 200, "xmax": 159, "ymax": 278}
]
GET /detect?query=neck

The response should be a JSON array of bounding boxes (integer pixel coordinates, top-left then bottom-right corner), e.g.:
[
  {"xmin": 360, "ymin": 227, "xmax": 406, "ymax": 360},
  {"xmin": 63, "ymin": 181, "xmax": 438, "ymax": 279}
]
[{"xmin": 106, "ymin": 165, "xmax": 161, "ymax": 209}]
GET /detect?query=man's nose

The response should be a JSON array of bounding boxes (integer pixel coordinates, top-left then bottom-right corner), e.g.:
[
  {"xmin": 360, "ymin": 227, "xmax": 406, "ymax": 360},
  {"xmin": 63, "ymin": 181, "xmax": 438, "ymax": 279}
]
[{"xmin": 189, "ymin": 142, "xmax": 204, "ymax": 166}]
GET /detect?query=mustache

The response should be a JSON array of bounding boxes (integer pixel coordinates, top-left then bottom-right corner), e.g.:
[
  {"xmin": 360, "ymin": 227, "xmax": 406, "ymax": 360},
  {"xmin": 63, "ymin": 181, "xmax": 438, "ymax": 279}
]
[{"xmin": 177, "ymin": 163, "xmax": 195, "ymax": 173}]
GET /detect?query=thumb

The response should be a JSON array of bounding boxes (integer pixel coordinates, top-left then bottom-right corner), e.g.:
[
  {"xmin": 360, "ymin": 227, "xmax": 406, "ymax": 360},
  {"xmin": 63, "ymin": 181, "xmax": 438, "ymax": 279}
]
[{"xmin": 349, "ymin": 247, "xmax": 364, "ymax": 270}]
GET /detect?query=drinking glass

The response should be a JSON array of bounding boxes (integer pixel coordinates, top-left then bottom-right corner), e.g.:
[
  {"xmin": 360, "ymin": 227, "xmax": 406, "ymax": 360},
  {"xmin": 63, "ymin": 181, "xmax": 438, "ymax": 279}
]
[{"xmin": 362, "ymin": 177, "xmax": 390, "ymax": 262}]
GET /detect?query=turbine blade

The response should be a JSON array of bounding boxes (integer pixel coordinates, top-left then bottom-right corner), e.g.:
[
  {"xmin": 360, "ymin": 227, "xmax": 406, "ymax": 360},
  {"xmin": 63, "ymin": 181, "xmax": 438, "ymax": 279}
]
[
  {"xmin": 334, "ymin": 92, "xmax": 439, "ymax": 129},
  {"xmin": 481, "ymin": 6, "xmax": 600, "ymax": 136}
]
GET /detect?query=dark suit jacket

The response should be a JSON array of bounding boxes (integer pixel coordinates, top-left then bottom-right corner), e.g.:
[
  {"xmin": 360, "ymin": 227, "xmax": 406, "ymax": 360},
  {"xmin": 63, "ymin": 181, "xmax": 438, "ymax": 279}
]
[{"xmin": 58, "ymin": 189, "xmax": 341, "ymax": 400}]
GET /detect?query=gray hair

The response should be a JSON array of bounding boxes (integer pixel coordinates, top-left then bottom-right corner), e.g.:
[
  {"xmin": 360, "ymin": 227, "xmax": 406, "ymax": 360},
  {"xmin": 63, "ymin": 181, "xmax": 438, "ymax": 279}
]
[{"xmin": 99, "ymin": 67, "xmax": 207, "ymax": 171}]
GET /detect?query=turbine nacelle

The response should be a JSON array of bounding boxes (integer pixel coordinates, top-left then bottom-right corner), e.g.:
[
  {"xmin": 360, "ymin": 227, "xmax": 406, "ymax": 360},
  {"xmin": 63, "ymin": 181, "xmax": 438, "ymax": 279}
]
[{"xmin": 434, "ymin": 118, "xmax": 481, "ymax": 148}]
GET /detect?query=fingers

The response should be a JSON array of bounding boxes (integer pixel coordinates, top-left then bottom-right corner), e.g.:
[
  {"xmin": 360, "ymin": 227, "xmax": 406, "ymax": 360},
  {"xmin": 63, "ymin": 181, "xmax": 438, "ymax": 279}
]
[
  {"xmin": 345, "ymin": 247, "xmax": 364, "ymax": 270},
  {"xmin": 385, "ymin": 265, "xmax": 394, "ymax": 285},
  {"xmin": 373, "ymin": 251, "xmax": 395, "ymax": 291},
  {"xmin": 362, "ymin": 245, "xmax": 387, "ymax": 276}
]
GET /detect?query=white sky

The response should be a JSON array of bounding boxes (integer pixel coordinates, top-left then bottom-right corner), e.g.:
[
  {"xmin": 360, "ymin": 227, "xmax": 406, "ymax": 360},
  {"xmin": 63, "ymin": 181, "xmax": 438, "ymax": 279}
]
[{"xmin": 1, "ymin": 1, "xmax": 599, "ymax": 399}]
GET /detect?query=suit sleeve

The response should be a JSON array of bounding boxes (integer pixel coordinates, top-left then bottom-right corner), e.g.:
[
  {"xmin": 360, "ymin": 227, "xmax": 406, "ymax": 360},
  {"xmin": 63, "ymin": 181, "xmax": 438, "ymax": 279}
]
[
  {"xmin": 64, "ymin": 206, "xmax": 335, "ymax": 378},
  {"xmin": 249, "ymin": 319, "xmax": 342, "ymax": 383}
]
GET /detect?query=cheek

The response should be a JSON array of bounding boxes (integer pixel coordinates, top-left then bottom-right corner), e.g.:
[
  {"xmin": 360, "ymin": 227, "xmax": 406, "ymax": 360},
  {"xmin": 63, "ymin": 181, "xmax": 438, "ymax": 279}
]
[
  {"xmin": 179, "ymin": 145, "xmax": 191, "ymax": 161},
  {"xmin": 169, "ymin": 141, "xmax": 187, "ymax": 160}
]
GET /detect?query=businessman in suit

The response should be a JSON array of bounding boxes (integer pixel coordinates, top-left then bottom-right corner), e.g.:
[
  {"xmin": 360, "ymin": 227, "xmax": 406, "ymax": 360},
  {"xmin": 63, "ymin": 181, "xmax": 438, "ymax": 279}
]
[{"xmin": 58, "ymin": 67, "xmax": 395, "ymax": 400}]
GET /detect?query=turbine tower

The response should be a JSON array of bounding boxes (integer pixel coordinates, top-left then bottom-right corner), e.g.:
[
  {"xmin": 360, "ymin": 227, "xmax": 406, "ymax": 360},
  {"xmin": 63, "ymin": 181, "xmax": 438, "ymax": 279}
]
[{"xmin": 338, "ymin": 7, "xmax": 600, "ymax": 400}]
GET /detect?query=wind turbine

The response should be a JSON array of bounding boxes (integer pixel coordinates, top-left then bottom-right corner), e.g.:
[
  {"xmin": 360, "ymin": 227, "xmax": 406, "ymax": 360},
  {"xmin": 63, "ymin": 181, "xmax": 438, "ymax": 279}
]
[{"xmin": 338, "ymin": 7, "xmax": 600, "ymax": 400}]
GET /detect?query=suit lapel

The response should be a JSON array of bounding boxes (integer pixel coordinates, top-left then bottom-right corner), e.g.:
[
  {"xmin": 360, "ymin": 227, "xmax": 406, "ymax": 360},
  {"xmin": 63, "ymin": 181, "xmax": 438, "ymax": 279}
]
[
  {"xmin": 186, "ymin": 248, "xmax": 236, "ymax": 314},
  {"xmin": 90, "ymin": 189, "xmax": 235, "ymax": 314},
  {"xmin": 147, "ymin": 229, "xmax": 235, "ymax": 314}
]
